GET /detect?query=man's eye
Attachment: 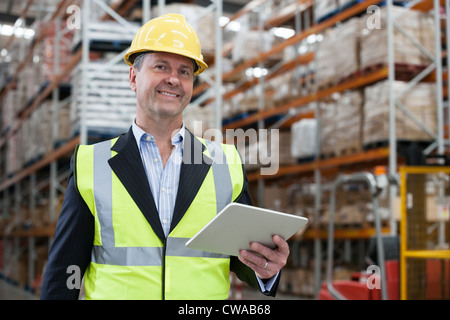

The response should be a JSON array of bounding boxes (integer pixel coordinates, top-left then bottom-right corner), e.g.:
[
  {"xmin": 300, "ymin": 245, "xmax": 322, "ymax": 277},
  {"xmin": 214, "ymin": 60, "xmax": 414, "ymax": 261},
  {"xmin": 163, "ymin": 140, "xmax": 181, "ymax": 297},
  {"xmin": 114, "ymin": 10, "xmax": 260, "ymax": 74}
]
[{"xmin": 181, "ymin": 69, "xmax": 191, "ymax": 76}]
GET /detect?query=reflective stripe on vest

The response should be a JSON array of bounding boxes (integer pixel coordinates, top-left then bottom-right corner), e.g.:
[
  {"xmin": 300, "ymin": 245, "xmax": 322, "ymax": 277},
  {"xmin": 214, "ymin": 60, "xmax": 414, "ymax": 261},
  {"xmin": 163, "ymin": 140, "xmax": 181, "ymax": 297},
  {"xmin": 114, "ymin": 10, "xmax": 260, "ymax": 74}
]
[
  {"xmin": 204, "ymin": 139, "xmax": 232, "ymax": 214},
  {"xmin": 90, "ymin": 139, "xmax": 231, "ymax": 266}
]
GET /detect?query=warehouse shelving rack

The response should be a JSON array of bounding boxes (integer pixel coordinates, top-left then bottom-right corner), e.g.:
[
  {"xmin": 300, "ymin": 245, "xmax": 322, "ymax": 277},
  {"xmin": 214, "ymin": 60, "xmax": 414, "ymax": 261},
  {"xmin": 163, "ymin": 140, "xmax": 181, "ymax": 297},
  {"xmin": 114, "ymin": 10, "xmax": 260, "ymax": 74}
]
[
  {"xmin": 0, "ymin": 0, "xmax": 448, "ymax": 299},
  {"xmin": 0, "ymin": 0, "xmax": 79, "ymax": 292},
  {"xmin": 212, "ymin": 0, "xmax": 449, "ymax": 298},
  {"xmin": 0, "ymin": 0, "xmax": 225, "ymax": 295}
]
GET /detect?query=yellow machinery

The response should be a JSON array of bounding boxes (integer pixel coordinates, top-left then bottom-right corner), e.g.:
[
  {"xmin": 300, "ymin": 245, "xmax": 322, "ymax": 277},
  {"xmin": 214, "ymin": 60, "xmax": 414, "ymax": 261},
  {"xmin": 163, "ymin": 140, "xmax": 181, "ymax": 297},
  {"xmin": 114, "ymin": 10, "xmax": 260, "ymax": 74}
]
[{"xmin": 399, "ymin": 166, "xmax": 450, "ymax": 300}]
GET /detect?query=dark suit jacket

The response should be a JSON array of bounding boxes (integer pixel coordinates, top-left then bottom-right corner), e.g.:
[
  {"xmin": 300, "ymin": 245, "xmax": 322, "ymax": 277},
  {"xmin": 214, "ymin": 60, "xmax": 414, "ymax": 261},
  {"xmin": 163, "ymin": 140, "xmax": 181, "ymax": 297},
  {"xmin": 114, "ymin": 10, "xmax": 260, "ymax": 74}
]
[{"xmin": 40, "ymin": 127, "xmax": 279, "ymax": 299}]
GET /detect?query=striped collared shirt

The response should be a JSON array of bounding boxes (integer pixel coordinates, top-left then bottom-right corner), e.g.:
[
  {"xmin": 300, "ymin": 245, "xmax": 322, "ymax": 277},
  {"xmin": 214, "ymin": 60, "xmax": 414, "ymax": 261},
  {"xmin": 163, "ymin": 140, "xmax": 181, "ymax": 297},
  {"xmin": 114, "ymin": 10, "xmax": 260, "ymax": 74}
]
[
  {"xmin": 131, "ymin": 121, "xmax": 277, "ymax": 291},
  {"xmin": 132, "ymin": 121, "xmax": 184, "ymax": 237}
]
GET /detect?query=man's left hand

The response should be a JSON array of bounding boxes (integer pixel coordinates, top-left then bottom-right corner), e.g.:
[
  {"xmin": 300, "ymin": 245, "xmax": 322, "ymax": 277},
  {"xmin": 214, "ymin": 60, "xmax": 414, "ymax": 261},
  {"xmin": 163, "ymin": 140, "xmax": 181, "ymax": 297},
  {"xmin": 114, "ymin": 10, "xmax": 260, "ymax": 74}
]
[{"xmin": 238, "ymin": 235, "xmax": 289, "ymax": 279}]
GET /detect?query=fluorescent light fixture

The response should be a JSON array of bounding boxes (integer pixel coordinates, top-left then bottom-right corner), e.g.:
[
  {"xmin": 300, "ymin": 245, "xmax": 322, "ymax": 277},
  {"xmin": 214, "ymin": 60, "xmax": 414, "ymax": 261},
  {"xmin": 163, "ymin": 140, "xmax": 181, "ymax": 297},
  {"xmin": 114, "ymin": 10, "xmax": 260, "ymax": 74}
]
[
  {"xmin": 220, "ymin": 16, "xmax": 240, "ymax": 32},
  {"xmin": 271, "ymin": 27, "xmax": 295, "ymax": 39},
  {"xmin": 219, "ymin": 16, "xmax": 230, "ymax": 27},
  {"xmin": 14, "ymin": 18, "xmax": 23, "ymax": 27},
  {"xmin": 24, "ymin": 28, "xmax": 35, "ymax": 39},
  {"xmin": 306, "ymin": 34, "xmax": 323, "ymax": 44},
  {"xmin": 245, "ymin": 67, "xmax": 268, "ymax": 78},
  {"xmin": 0, "ymin": 24, "xmax": 14, "ymax": 36},
  {"xmin": 0, "ymin": 24, "xmax": 35, "ymax": 39}
]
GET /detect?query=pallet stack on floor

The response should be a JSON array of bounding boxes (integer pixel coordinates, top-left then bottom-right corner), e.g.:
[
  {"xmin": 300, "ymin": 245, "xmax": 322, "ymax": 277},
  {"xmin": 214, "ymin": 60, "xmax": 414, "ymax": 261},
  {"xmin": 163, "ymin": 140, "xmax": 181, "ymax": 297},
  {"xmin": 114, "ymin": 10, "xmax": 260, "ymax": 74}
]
[
  {"xmin": 0, "ymin": 1, "xmax": 139, "ymax": 295},
  {"xmin": 216, "ymin": 0, "xmax": 448, "ymax": 299}
]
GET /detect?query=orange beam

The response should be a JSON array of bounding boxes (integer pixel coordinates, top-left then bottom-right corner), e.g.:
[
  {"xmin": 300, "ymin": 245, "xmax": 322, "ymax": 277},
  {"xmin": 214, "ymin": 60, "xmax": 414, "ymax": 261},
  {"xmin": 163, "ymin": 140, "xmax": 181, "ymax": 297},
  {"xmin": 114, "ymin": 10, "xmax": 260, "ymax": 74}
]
[
  {"xmin": 411, "ymin": 0, "xmax": 444, "ymax": 11},
  {"xmin": 222, "ymin": 0, "xmax": 382, "ymax": 82},
  {"xmin": 247, "ymin": 147, "xmax": 390, "ymax": 182},
  {"xmin": 0, "ymin": 135, "xmax": 80, "ymax": 191},
  {"xmin": 194, "ymin": 51, "xmax": 315, "ymax": 103},
  {"xmin": 301, "ymin": 226, "xmax": 391, "ymax": 240},
  {"xmin": 223, "ymin": 67, "xmax": 388, "ymax": 130},
  {"xmin": 0, "ymin": 48, "xmax": 82, "ymax": 149},
  {"xmin": 264, "ymin": 0, "xmax": 314, "ymax": 29}
]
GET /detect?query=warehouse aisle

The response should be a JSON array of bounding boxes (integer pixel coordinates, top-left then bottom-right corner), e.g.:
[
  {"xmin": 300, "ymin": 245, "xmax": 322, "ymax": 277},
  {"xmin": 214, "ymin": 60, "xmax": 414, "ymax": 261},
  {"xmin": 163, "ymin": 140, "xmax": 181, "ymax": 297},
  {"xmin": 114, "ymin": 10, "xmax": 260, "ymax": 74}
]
[
  {"xmin": 0, "ymin": 280, "xmax": 37, "ymax": 300},
  {"xmin": 0, "ymin": 279, "xmax": 303, "ymax": 300},
  {"xmin": 0, "ymin": 0, "xmax": 448, "ymax": 302}
]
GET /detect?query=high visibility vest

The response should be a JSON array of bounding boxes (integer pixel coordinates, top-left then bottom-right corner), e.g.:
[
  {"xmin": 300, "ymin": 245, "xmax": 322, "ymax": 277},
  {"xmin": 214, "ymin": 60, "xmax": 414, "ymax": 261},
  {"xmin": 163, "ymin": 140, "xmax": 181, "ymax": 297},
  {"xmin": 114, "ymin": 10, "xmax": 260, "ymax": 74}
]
[{"xmin": 75, "ymin": 135, "xmax": 244, "ymax": 300}]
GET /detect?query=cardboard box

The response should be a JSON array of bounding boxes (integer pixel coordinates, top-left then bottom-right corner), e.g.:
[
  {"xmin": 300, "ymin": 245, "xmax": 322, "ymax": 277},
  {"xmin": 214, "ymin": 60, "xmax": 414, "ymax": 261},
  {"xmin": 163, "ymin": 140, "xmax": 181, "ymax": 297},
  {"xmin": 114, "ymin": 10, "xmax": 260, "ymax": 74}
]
[{"xmin": 363, "ymin": 80, "xmax": 436, "ymax": 145}]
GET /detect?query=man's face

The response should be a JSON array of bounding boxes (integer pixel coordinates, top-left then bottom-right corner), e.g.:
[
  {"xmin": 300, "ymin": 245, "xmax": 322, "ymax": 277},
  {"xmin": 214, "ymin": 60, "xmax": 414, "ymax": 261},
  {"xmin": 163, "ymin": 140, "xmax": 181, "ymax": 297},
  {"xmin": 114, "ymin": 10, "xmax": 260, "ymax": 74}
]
[{"xmin": 129, "ymin": 51, "xmax": 194, "ymax": 122}]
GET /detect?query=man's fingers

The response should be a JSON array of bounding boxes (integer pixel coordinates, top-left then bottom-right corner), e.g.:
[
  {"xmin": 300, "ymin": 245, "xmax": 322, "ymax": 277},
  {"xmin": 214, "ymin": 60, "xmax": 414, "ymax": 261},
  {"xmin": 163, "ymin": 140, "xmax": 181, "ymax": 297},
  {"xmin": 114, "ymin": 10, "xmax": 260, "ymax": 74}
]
[
  {"xmin": 249, "ymin": 242, "xmax": 276, "ymax": 262},
  {"xmin": 239, "ymin": 249, "xmax": 267, "ymax": 269},
  {"xmin": 238, "ymin": 251, "xmax": 274, "ymax": 279},
  {"xmin": 273, "ymin": 235, "xmax": 290, "ymax": 255},
  {"xmin": 237, "ymin": 235, "xmax": 290, "ymax": 279}
]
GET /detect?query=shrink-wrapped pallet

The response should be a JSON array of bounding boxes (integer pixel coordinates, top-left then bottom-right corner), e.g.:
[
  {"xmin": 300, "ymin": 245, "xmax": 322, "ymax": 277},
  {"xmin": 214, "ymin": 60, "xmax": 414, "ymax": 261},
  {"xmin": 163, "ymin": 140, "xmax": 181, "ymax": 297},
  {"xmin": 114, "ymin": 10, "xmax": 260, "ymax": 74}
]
[
  {"xmin": 34, "ymin": 20, "xmax": 74, "ymax": 84},
  {"xmin": 232, "ymin": 16, "xmax": 283, "ymax": 66},
  {"xmin": 240, "ymin": 86, "xmax": 275, "ymax": 114},
  {"xmin": 232, "ymin": 30, "xmax": 283, "ymax": 65},
  {"xmin": 319, "ymin": 99, "xmax": 338, "ymax": 156},
  {"xmin": 6, "ymin": 135, "xmax": 19, "ymax": 175},
  {"xmin": 319, "ymin": 90, "xmax": 363, "ymax": 156},
  {"xmin": 360, "ymin": 6, "xmax": 435, "ymax": 69},
  {"xmin": 269, "ymin": 70, "xmax": 295, "ymax": 105},
  {"xmin": 1, "ymin": 89, "xmax": 17, "ymax": 132},
  {"xmin": 291, "ymin": 118, "xmax": 317, "ymax": 158},
  {"xmin": 184, "ymin": 104, "xmax": 216, "ymax": 134},
  {"xmin": 71, "ymin": 20, "xmax": 137, "ymax": 51},
  {"xmin": 335, "ymin": 90, "xmax": 363, "ymax": 154},
  {"xmin": 363, "ymin": 80, "xmax": 437, "ymax": 146},
  {"xmin": 316, "ymin": 17, "xmax": 360, "ymax": 88},
  {"xmin": 334, "ymin": 18, "xmax": 361, "ymax": 82},
  {"xmin": 315, "ymin": 0, "xmax": 339, "ymax": 22},
  {"xmin": 315, "ymin": 27, "xmax": 335, "ymax": 88},
  {"xmin": 242, "ymin": 130, "xmax": 295, "ymax": 173},
  {"xmin": 70, "ymin": 62, "xmax": 136, "ymax": 136},
  {"xmin": 269, "ymin": 65, "xmax": 312, "ymax": 105}
]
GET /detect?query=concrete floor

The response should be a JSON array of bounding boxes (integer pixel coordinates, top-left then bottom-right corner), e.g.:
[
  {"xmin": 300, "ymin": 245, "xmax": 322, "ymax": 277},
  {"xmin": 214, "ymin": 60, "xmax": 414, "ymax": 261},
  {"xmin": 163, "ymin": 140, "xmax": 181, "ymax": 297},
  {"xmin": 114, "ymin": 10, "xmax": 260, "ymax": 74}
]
[
  {"xmin": 0, "ymin": 279, "xmax": 303, "ymax": 300},
  {"xmin": 0, "ymin": 280, "xmax": 37, "ymax": 300},
  {"xmin": 238, "ymin": 287, "xmax": 304, "ymax": 300}
]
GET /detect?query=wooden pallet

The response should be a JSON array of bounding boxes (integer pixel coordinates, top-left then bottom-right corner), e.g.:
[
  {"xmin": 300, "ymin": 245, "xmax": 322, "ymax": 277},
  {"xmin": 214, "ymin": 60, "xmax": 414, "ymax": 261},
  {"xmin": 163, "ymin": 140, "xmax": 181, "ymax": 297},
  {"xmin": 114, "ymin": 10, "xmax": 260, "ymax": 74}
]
[
  {"xmin": 336, "ymin": 145, "xmax": 362, "ymax": 157},
  {"xmin": 335, "ymin": 62, "xmax": 429, "ymax": 87}
]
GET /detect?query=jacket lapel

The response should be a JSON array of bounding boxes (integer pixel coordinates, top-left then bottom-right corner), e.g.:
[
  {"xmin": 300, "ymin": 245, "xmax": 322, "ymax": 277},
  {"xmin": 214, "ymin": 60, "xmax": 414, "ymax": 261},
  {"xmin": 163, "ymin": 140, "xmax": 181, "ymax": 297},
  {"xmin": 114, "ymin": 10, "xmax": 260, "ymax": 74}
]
[
  {"xmin": 170, "ymin": 129, "xmax": 212, "ymax": 233},
  {"xmin": 107, "ymin": 127, "xmax": 213, "ymax": 240},
  {"xmin": 108, "ymin": 127, "xmax": 166, "ymax": 242}
]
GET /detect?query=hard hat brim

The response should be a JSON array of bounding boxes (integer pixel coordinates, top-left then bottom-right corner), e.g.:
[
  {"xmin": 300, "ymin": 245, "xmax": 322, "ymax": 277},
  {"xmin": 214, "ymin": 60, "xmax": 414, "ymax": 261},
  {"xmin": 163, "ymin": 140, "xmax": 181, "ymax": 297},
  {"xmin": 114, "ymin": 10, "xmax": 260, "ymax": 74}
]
[{"xmin": 124, "ymin": 48, "xmax": 208, "ymax": 76}]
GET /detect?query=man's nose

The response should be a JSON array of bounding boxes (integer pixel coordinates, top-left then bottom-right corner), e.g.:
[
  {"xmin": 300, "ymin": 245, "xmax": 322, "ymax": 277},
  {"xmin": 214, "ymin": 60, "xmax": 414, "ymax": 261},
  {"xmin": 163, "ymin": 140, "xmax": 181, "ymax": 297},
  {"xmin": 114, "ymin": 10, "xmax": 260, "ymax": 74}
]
[{"xmin": 166, "ymin": 70, "xmax": 181, "ymax": 86}]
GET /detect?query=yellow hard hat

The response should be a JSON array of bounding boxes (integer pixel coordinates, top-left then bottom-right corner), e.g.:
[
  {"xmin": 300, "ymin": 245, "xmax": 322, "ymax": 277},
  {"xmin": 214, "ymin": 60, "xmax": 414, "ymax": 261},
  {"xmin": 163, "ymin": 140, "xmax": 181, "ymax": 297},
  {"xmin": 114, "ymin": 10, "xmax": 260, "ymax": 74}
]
[{"xmin": 124, "ymin": 13, "xmax": 208, "ymax": 76}]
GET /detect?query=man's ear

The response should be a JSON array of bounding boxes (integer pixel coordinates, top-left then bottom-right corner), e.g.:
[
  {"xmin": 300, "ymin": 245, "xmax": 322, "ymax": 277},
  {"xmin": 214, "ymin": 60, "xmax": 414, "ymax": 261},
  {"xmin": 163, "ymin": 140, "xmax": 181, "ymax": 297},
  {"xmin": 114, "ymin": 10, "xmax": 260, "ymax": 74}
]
[{"xmin": 129, "ymin": 67, "xmax": 137, "ymax": 92}]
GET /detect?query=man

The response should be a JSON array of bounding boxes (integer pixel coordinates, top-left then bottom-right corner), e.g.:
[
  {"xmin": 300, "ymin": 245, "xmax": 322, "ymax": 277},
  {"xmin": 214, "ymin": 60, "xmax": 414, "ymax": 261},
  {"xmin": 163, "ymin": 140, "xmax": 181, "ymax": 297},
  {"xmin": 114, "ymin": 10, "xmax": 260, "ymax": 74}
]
[{"xmin": 40, "ymin": 13, "xmax": 289, "ymax": 300}]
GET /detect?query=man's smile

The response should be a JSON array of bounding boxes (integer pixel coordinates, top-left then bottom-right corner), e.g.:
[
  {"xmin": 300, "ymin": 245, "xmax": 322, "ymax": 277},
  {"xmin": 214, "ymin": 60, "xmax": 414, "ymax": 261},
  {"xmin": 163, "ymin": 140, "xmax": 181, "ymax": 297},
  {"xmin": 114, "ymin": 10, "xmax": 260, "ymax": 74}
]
[{"xmin": 158, "ymin": 90, "xmax": 180, "ymax": 98}]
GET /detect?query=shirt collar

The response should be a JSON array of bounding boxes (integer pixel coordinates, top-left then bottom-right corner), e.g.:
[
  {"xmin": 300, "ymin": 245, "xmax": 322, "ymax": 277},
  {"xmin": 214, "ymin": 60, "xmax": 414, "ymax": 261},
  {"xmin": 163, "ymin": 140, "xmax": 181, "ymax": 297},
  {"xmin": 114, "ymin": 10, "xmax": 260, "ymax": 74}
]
[{"xmin": 132, "ymin": 120, "xmax": 185, "ymax": 149}]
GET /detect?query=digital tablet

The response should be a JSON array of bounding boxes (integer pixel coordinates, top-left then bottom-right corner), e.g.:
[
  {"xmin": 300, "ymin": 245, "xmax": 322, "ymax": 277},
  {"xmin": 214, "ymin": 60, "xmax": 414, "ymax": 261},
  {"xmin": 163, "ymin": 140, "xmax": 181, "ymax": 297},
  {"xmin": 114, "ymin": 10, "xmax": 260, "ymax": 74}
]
[{"xmin": 185, "ymin": 203, "xmax": 308, "ymax": 256}]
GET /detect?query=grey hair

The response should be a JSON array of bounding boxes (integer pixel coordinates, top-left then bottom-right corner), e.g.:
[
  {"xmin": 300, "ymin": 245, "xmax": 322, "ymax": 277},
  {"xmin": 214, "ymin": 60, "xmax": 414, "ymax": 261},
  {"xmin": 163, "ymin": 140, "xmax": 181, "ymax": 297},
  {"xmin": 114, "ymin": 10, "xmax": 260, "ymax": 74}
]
[
  {"xmin": 132, "ymin": 51, "xmax": 199, "ymax": 75},
  {"xmin": 132, "ymin": 53, "xmax": 147, "ymax": 71}
]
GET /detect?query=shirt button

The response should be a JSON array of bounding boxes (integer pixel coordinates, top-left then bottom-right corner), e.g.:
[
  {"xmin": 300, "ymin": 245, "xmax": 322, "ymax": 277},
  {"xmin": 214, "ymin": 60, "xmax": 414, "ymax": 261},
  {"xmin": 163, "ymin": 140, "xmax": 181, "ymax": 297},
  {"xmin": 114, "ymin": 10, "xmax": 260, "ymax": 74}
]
[
  {"xmin": 153, "ymin": 158, "xmax": 158, "ymax": 163},
  {"xmin": 146, "ymin": 136, "xmax": 151, "ymax": 141},
  {"xmin": 161, "ymin": 187, "xmax": 166, "ymax": 192},
  {"xmin": 162, "ymin": 219, "xmax": 167, "ymax": 224}
]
